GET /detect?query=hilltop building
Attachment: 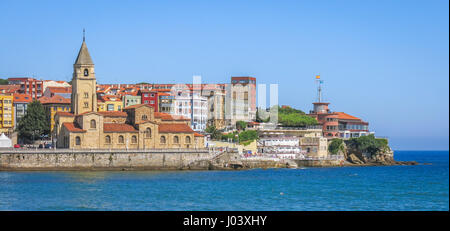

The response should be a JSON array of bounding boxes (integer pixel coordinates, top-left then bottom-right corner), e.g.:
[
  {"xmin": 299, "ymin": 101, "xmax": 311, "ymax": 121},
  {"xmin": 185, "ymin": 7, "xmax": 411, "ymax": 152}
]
[
  {"xmin": 308, "ymin": 76, "xmax": 373, "ymax": 139},
  {"xmin": 54, "ymin": 37, "xmax": 204, "ymax": 149}
]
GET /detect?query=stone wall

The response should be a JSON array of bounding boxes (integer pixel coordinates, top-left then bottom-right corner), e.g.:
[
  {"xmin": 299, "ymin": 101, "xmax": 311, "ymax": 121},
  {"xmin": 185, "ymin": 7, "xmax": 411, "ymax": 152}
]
[{"xmin": 0, "ymin": 149, "xmax": 213, "ymax": 170}]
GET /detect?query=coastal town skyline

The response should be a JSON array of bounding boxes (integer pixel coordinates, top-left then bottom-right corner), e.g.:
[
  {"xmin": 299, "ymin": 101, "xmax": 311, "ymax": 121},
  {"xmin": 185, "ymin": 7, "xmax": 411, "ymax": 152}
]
[{"xmin": 0, "ymin": 0, "xmax": 448, "ymax": 150}]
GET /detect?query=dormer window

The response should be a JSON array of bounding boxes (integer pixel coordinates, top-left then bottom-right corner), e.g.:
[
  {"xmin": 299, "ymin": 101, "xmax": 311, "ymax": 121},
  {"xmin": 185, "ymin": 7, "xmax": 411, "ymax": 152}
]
[{"xmin": 84, "ymin": 69, "xmax": 89, "ymax": 76}]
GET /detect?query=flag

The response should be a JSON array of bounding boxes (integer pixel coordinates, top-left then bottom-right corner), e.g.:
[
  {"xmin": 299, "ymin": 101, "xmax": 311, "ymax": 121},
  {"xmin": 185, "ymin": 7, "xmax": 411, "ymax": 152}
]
[{"xmin": 316, "ymin": 75, "xmax": 320, "ymax": 79}]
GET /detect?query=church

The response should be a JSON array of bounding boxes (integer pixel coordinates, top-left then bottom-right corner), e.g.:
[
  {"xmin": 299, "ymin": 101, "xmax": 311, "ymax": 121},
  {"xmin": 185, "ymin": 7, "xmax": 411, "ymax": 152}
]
[{"xmin": 54, "ymin": 37, "xmax": 205, "ymax": 149}]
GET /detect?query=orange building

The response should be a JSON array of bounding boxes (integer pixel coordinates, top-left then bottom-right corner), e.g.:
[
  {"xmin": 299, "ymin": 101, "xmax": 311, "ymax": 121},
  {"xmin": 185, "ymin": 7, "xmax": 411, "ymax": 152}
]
[{"xmin": 308, "ymin": 102, "xmax": 371, "ymax": 139}]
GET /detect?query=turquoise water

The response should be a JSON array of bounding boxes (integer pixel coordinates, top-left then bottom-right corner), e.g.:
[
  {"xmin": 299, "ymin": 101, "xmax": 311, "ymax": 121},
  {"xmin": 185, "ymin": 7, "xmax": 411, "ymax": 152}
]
[{"xmin": 0, "ymin": 151, "xmax": 448, "ymax": 211}]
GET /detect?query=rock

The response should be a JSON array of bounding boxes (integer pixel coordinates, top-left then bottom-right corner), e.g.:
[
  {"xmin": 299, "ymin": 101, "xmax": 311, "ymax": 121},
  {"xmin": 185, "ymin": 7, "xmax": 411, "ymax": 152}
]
[{"xmin": 347, "ymin": 153, "xmax": 364, "ymax": 164}]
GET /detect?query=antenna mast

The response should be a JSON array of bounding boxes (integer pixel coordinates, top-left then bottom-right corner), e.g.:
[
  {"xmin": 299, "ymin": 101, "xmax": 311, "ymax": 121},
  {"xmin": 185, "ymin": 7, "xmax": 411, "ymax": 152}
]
[{"xmin": 315, "ymin": 75, "xmax": 323, "ymax": 102}]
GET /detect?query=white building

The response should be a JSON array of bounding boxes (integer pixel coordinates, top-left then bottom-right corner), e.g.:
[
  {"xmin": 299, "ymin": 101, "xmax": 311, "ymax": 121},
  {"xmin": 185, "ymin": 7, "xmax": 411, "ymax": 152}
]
[
  {"xmin": 172, "ymin": 85, "xmax": 208, "ymax": 131},
  {"xmin": 258, "ymin": 133, "xmax": 304, "ymax": 159}
]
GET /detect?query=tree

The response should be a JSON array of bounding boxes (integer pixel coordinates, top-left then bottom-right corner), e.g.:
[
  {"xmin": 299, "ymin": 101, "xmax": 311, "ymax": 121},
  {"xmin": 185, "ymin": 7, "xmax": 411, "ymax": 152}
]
[
  {"xmin": 235, "ymin": 121, "xmax": 247, "ymax": 131},
  {"xmin": 344, "ymin": 134, "xmax": 389, "ymax": 155},
  {"xmin": 329, "ymin": 139, "xmax": 344, "ymax": 154},
  {"xmin": 278, "ymin": 112, "xmax": 318, "ymax": 127},
  {"xmin": 0, "ymin": 79, "xmax": 8, "ymax": 85},
  {"xmin": 238, "ymin": 130, "xmax": 258, "ymax": 143},
  {"xmin": 17, "ymin": 100, "xmax": 50, "ymax": 142},
  {"xmin": 205, "ymin": 125, "xmax": 222, "ymax": 140}
]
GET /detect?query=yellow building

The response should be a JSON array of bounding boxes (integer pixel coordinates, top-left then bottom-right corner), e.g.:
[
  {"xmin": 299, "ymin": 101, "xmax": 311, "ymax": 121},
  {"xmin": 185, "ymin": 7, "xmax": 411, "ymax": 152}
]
[
  {"xmin": 97, "ymin": 95, "xmax": 123, "ymax": 111},
  {"xmin": 0, "ymin": 94, "xmax": 14, "ymax": 134},
  {"xmin": 38, "ymin": 95, "xmax": 71, "ymax": 134}
]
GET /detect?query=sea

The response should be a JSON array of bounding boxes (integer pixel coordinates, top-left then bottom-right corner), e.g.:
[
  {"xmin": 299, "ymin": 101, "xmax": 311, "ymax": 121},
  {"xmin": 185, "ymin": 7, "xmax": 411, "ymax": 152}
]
[{"xmin": 0, "ymin": 151, "xmax": 448, "ymax": 211}]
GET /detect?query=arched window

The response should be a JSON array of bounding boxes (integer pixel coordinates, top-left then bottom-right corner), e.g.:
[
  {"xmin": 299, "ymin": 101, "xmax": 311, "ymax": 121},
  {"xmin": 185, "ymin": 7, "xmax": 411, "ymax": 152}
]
[
  {"xmin": 118, "ymin": 135, "xmax": 124, "ymax": 143},
  {"xmin": 160, "ymin": 136, "xmax": 166, "ymax": 144},
  {"xmin": 145, "ymin": 128, "xmax": 151, "ymax": 138},
  {"xmin": 90, "ymin": 119, "xmax": 96, "ymax": 129},
  {"xmin": 105, "ymin": 135, "xmax": 111, "ymax": 144},
  {"xmin": 142, "ymin": 115, "xmax": 148, "ymax": 120},
  {"xmin": 84, "ymin": 69, "xmax": 89, "ymax": 76},
  {"xmin": 173, "ymin": 136, "xmax": 179, "ymax": 144},
  {"xmin": 75, "ymin": 136, "xmax": 81, "ymax": 145},
  {"xmin": 131, "ymin": 135, "xmax": 137, "ymax": 143},
  {"xmin": 185, "ymin": 136, "xmax": 191, "ymax": 143}
]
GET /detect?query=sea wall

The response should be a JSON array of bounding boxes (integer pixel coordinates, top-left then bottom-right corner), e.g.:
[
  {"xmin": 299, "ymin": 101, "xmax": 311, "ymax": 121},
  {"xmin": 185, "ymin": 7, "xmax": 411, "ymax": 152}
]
[
  {"xmin": 294, "ymin": 159, "xmax": 344, "ymax": 167},
  {"xmin": 0, "ymin": 149, "xmax": 214, "ymax": 171}
]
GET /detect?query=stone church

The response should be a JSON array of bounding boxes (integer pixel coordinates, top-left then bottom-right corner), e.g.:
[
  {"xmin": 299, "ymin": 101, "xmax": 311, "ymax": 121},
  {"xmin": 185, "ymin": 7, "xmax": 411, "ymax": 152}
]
[{"xmin": 54, "ymin": 38, "xmax": 205, "ymax": 149}]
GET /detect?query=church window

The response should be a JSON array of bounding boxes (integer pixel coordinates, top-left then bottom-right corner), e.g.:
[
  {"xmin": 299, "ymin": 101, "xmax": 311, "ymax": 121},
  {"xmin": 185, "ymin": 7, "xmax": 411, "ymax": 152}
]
[
  {"xmin": 131, "ymin": 136, "xmax": 137, "ymax": 143},
  {"xmin": 84, "ymin": 69, "xmax": 89, "ymax": 76},
  {"xmin": 84, "ymin": 102, "xmax": 89, "ymax": 108},
  {"xmin": 75, "ymin": 136, "xmax": 81, "ymax": 145},
  {"xmin": 118, "ymin": 135, "xmax": 124, "ymax": 143},
  {"xmin": 173, "ymin": 136, "xmax": 179, "ymax": 144},
  {"xmin": 145, "ymin": 128, "xmax": 151, "ymax": 138},
  {"xmin": 185, "ymin": 136, "xmax": 191, "ymax": 143},
  {"xmin": 160, "ymin": 136, "xmax": 166, "ymax": 144},
  {"xmin": 142, "ymin": 115, "xmax": 148, "ymax": 120},
  {"xmin": 105, "ymin": 135, "xmax": 111, "ymax": 144},
  {"xmin": 84, "ymin": 92, "xmax": 89, "ymax": 98},
  {"xmin": 90, "ymin": 119, "xmax": 96, "ymax": 129}
]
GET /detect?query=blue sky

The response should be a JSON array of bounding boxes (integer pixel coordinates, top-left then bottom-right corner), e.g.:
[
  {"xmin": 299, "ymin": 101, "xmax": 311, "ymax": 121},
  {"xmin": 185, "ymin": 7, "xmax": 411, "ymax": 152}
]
[{"xmin": 0, "ymin": 0, "xmax": 448, "ymax": 150}]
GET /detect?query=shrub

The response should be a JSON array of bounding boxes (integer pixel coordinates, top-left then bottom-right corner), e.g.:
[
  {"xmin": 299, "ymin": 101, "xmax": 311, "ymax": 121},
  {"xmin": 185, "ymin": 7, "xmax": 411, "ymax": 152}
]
[
  {"xmin": 344, "ymin": 134, "xmax": 389, "ymax": 155},
  {"xmin": 329, "ymin": 139, "xmax": 343, "ymax": 154},
  {"xmin": 238, "ymin": 130, "xmax": 258, "ymax": 143}
]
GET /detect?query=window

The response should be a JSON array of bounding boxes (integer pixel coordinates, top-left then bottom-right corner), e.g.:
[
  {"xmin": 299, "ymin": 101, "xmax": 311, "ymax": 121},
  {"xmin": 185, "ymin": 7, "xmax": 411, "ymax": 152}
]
[
  {"xmin": 75, "ymin": 136, "xmax": 81, "ymax": 145},
  {"xmin": 84, "ymin": 92, "xmax": 89, "ymax": 98},
  {"xmin": 105, "ymin": 135, "xmax": 111, "ymax": 144},
  {"xmin": 142, "ymin": 115, "xmax": 148, "ymax": 120},
  {"xmin": 173, "ymin": 136, "xmax": 179, "ymax": 144},
  {"xmin": 145, "ymin": 128, "xmax": 151, "ymax": 138},
  {"xmin": 131, "ymin": 135, "xmax": 137, "ymax": 143},
  {"xmin": 90, "ymin": 119, "xmax": 96, "ymax": 129},
  {"xmin": 185, "ymin": 136, "xmax": 191, "ymax": 143},
  {"xmin": 84, "ymin": 69, "xmax": 89, "ymax": 76},
  {"xmin": 107, "ymin": 104, "xmax": 114, "ymax": 111},
  {"xmin": 118, "ymin": 135, "xmax": 124, "ymax": 143},
  {"xmin": 84, "ymin": 102, "xmax": 89, "ymax": 108},
  {"xmin": 118, "ymin": 106, "xmax": 121, "ymax": 111},
  {"xmin": 160, "ymin": 136, "xmax": 166, "ymax": 144}
]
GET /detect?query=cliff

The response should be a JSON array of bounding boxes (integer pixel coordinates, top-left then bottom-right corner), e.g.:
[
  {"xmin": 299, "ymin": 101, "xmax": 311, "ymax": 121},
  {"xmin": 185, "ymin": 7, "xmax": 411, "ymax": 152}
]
[{"xmin": 333, "ymin": 138, "xmax": 418, "ymax": 166}]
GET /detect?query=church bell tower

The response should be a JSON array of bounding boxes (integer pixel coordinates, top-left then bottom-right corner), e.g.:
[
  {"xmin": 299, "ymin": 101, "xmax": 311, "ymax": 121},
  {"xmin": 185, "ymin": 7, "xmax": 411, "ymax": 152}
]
[{"xmin": 71, "ymin": 30, "xmax": 97, "ymax": 114}]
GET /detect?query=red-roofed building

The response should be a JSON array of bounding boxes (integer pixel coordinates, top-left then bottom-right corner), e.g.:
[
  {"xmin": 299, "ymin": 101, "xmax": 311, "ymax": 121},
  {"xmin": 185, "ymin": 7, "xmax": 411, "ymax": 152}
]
[
  {"xmin": 43, "ymin": 86, "xmax": 72, "ymax": 99},
  {"xmin": 138, "ymin": 89, "xmax": 159, "ymax": 112},
  {"xmin": 7, "ymin": 77, "xmax": 44, "ymax": 99},
  {"xmin": 307, "ymin": 81, "xmax": 373, "ymax": 139},
  {"xmin": 39, "ymin": 95, "xmax": 71, "ymax": 132},
  {"xmin": 0, "ymin": 84, "xmax": 20, "ymax": 94}
]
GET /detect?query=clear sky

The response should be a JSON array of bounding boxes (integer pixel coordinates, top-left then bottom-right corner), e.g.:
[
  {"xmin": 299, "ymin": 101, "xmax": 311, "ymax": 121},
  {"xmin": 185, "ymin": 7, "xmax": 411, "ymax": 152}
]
[{"xmin": 0, "ymin": 0, "xmax": 448, "ymax": 150}]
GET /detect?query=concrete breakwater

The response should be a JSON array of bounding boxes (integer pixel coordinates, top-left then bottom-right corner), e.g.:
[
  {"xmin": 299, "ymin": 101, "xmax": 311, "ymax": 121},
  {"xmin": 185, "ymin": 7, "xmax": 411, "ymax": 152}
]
[{"xmin": 0, "ymin": 149, "xmax": 215, "ymax": 171}]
